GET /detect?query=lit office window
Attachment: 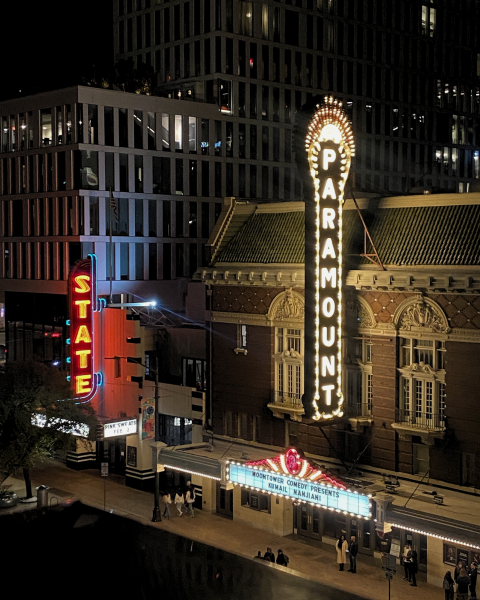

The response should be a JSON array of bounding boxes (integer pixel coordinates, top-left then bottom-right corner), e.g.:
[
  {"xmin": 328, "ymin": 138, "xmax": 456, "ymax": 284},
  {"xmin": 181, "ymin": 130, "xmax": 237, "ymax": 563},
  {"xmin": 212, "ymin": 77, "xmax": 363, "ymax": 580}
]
[
  {"xmin": 174, "ymin": 115, "xmax": 182, "ymax": 151},
  {"xmin": 421, "ymin": 4, "xmax": 436, "ymax": 37},
  {"xmin": 240, "ymin": 2, "xmax": 253, "ymax": 36}
]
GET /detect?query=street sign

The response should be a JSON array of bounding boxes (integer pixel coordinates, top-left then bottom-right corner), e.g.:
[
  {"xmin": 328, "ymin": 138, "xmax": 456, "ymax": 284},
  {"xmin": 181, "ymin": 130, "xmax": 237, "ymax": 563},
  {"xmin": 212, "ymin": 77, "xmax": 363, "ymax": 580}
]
[
  {"xmin": 381, "ymin": 553, "xmax": 397, "ymax": 572},
  {"xmin": 390, "ymin": 540, "xmax": 401, "ymax": 558},
  {"xmin": 101, "ymin": 462, "xmax": 109, "ymax": 477}
]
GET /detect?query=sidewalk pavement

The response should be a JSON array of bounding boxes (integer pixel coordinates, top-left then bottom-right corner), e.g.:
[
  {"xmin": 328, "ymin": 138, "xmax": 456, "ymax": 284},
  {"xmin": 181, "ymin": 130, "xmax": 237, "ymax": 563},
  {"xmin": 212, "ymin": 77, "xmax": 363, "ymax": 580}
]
[{"xmin": 3, "ymin": 460, "xmax": 441, "ymax": 600}]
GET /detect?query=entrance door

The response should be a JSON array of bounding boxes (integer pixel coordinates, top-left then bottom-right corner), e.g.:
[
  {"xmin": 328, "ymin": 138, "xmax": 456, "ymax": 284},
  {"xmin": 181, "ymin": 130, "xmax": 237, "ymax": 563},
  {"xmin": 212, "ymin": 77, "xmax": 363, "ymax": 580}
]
[
  {"xmin": 349, "ymin": 517, "xmax": 373, "ymax": 555},
  {"xmin": 296, "ymin": 505, "xmax": 322, "ymax": 541},
  {"xmin": 216, "ymin": 483, "xmax": 233, "ymax": 518},
  {"xmin": 98, "ymin": 438, "xmax": 126, "ymax": 475}
]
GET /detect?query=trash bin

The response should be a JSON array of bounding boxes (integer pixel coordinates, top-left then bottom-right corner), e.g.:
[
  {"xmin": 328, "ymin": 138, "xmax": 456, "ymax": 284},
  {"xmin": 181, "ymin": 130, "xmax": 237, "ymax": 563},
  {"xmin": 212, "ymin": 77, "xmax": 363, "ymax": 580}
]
[{"xmin": 37, "ymin": 485, "xmax": 49, "ymax": 509}]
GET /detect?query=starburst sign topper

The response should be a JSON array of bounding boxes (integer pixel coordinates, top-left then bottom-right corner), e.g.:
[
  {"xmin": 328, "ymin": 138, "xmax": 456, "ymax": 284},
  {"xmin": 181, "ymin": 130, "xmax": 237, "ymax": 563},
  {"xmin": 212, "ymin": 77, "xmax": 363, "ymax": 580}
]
[{"xmin": 305, "ymin": 97, "xmax": 355, "ymax": 420}]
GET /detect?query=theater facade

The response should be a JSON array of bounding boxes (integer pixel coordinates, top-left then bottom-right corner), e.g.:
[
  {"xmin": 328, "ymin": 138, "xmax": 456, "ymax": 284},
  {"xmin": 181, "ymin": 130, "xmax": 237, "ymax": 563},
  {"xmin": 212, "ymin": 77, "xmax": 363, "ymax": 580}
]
[{"xmin": 168, "ymin": 192, "xmax": 480, "ymax": 587}]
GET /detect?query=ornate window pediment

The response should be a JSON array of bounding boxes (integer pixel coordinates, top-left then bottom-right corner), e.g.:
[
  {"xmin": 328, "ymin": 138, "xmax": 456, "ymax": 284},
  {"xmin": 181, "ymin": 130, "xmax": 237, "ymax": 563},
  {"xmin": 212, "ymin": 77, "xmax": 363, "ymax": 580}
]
[
  {"xmin": 267, "ymin": 289, "xmax": 305, "ymax": 323},
  {"xmin": 268, "ymin": 289, "xmax": 305, "ymax": 421},
  {"xmin": 356, "ymin": 296, "xmax": 377, "ymax": 330},
  {"xmin": 393, "ymin": 295, "xmax": 450, "ymax": 334}
]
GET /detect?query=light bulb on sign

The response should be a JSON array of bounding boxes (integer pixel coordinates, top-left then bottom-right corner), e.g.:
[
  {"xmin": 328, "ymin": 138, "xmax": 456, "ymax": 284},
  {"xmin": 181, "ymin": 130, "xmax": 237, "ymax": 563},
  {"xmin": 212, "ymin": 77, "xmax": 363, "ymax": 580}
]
[{"xmin": 306, "ymin": 96, "xmax": 355, "ymax": 421}]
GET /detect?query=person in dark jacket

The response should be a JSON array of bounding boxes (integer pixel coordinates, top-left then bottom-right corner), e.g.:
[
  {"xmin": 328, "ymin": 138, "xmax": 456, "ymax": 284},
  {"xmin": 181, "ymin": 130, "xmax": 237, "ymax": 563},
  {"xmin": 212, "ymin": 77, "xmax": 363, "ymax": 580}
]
[
  {"xmin": 348, "ymin": 535, "xmax": 359, "ymax": 573},
  {"xmin": 443, "ymin": 571, "xmax": 454, "ymax": 600},
  {"xmin": 457, "ymin": 568, "xmax": 470, "ymax": 600},
  {"xmin": 469, "ymin": 562, "xmax": 478, "ymax": 599},
  {"xmin": 264, "ymin": 547, "xmax": 275, "ymax": 563},
  {"xmin": 276, "ymin": 549, "xmax": 289, "ymax": 567},
  {"xmin": 410, "ymin": 550, "xmax": 418, "ymax": 587}
]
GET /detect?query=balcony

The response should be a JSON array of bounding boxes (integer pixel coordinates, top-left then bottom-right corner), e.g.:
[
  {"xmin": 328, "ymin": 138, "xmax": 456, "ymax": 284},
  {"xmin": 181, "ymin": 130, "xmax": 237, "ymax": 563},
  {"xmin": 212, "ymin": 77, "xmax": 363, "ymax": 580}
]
[
  {"xmin": 346, "ymin": 402, "xmax": 373, "ymax": 431},
  {"xmin": 391, "ymin": 408, "xmax": 446, "ymax": 444},
  {"xmin": 267, "ymin": 390, "xmax": 305, "ymax": 422}
]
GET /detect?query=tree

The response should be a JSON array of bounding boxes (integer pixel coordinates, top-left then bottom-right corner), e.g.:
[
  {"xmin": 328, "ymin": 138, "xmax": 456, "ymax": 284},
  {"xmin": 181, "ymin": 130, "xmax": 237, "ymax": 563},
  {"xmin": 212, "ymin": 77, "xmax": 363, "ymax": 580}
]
[
  {"xmin": 0, "ymin": 360, "xmax": 98, "ymax": 498},
  {"xmin": 82, "ymin": 59, "xmax": 155, "ymax": 95}
]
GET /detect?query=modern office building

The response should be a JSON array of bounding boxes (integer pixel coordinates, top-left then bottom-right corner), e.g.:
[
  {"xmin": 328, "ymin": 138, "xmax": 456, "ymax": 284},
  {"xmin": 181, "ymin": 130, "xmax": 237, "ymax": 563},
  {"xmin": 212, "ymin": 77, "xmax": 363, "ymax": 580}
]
[
  {"xmin": 114, "ymin": 0, "xmax": 480, "ymax": 196},
  {"xmin": 0, "ymin": 85, "xmax": 214, "ymax": 482}
]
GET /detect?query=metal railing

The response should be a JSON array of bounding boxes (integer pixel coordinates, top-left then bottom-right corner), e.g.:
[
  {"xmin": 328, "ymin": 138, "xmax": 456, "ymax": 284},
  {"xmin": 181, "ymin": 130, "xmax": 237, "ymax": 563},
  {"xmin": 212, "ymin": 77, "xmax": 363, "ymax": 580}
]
[
  {"xmin": 395, "ymin": 408, "xmax": 445, "ymax": 430},
  {"xmin": 271, "ymin": 390, "xmax": 303, "ymax": 408}
]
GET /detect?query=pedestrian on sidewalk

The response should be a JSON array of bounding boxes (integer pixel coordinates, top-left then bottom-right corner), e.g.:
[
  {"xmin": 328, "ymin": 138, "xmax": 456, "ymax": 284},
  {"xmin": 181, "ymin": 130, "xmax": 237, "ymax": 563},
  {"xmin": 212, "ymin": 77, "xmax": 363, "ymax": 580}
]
[
  {"xmin": 402, "ymin": 543, "xmax": 412, "ymax": 581},
  {"xmin": 186, "ymin": 484, "xmax": 196, "ymax": 518},
  {"xmin": 254, "ymin": 551, "xmax": 265, "ymax": 560},
  {"xmin": 410, "ymin": 549, "xmax": 418, "ymax": 587},
  {"xmin": 443, "ymin": 571, "xmax": 454, "ymax": 600},
  {"xmin": 264, "ymin": 547, "xmax": 275, "ymax": 563},
  {"xmin": 336, "ymin": 535, "xmax": 348, "ymax": 571},
  {"xmin": 469, "ymin": 562, "xmax": 478, "ymax": 599},
  {"xmin": 455, "ymin": 561, "xmax": 464, "ymax": 586},
  {"xmin": 175, "ymin": 489, "xmax": 184, "ymax": 516},
  {"xmin": 276, "ymin": 549, "xmax": 289, "ymax": 567},
  {"xmin": 457, "ymin": 568, "xmax": 470, "ymax": 600},
  {"xmin": 162, "ymin": 491, "xmax": 172, "ymax": 520},
  {"xmin": 348, "ymin": 535, "xmax": 358, "ymax": 573}
]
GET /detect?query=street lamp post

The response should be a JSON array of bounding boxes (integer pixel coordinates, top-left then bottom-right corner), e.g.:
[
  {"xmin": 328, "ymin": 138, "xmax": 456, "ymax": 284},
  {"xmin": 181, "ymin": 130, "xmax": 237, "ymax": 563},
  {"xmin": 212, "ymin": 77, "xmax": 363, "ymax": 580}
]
[{"xmin": 151, "ymin": 353, "xmax": 162, "ymax": 522}]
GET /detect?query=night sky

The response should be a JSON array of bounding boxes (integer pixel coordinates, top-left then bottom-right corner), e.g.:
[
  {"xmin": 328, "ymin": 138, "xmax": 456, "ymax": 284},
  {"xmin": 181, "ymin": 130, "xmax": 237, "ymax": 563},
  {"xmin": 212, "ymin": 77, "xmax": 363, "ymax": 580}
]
[{"xmin": 1, "ymin": 1, "xmax": 114, "ymax": 101}]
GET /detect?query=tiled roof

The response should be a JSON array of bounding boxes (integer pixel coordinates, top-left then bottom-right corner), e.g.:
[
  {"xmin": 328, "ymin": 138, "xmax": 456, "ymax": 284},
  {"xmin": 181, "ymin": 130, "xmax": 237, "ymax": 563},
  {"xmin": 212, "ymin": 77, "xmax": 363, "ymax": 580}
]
[
  {"xmin": 215, "ymin": 210, "xmax": 305, "ymax": 264},
  {"xmin": 343, "ymin": 204, "xmax": 480, "ymax": 266},
  {"xmin": 212, "ymin": 200, "xmax": 480, "ymax": 268}
]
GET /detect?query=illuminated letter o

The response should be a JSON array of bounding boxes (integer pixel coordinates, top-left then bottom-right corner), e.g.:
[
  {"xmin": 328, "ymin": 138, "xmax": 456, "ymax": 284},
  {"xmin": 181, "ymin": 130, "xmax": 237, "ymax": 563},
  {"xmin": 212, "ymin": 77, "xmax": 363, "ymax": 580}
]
[{"xmin": 322, "ymin": 297, "xmax": 335, "ymax": 318}]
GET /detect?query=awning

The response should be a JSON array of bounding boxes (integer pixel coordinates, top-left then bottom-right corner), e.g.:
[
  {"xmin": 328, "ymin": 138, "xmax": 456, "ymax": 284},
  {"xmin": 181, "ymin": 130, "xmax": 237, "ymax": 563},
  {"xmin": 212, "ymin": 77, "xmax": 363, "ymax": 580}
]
[
  {"xmin": 158, "ymin": 448, "xmax": 222, "ymax": 481},
  {"xmin": 386, "ymin": 506, "xmax": 480, "ymax": 550}
]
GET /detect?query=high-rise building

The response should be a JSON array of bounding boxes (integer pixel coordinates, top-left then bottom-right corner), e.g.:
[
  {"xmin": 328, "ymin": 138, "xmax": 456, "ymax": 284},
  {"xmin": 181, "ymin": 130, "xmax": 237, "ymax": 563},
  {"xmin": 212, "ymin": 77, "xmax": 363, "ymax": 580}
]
[
  {"xmin": 0, "ymin": 86, "xmax": 223, "ymax": 363},
  {"xmin": 114, "ymin": 0, "xmax": 480, "ymax": 196}
]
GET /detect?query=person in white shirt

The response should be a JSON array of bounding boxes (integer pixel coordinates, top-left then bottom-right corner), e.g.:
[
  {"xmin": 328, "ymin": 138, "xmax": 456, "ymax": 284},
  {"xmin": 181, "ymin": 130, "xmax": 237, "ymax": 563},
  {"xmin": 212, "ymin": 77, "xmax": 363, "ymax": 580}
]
[
  {"xmin": 186, "ymin": 485, "xmax": 196, "ymax": 518},
  {"xmin": 174, "ymin": 490, "xmax": 184, "ymax": 516}
]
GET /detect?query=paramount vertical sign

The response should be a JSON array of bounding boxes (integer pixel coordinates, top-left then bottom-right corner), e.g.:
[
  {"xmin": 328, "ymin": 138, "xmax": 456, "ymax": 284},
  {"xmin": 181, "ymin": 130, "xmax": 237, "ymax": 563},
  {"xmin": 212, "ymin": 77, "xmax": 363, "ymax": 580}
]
[{"xmin": 305, "ymin": 97, "xmax": 355, "ymax": 420}]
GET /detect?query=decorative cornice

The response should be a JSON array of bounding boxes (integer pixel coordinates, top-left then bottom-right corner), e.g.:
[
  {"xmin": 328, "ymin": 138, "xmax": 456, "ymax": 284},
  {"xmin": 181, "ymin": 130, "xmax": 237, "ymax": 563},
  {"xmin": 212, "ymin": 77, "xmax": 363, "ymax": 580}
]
[
  {"xmin": 194, "ymin": 265, "xmax": 304, "ymax": 286},
  {"xmin": 212, "ymin": 312, "xmax": 271, "ymax": 326},
  {"xmin": 346, "ymin": 270, "xmax": 480, "ymax": 293}
]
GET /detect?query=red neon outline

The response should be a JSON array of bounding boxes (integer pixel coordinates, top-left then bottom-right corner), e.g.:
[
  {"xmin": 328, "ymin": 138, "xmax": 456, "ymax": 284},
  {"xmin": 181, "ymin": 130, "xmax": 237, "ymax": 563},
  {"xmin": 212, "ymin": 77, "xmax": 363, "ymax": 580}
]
[{"xmin": 245, "ymin": 447, "xmax": 347, "ymax": 490}]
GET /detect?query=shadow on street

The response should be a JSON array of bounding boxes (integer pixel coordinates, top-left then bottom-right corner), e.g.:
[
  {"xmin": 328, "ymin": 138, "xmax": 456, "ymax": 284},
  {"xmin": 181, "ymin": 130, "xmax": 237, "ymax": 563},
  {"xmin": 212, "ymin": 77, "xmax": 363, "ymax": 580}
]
[{"xmin": 1, "ymin": 501, "xmax": 370, "ymax": 600}]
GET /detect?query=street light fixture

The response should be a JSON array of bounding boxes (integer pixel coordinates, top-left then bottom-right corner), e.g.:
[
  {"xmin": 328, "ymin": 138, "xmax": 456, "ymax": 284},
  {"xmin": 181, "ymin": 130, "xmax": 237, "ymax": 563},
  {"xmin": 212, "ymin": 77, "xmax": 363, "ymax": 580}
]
[{"xmin": 107, "ymin": 301, "xmax": 156, "ymax": 308}]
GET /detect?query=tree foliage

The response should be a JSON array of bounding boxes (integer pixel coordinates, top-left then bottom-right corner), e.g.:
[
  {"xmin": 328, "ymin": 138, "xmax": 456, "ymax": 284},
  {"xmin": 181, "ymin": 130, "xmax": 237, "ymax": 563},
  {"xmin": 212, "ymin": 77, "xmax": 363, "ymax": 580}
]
[
  {"xmin": 0, "ymin": 360, "xmax": 98, "ymax": 495},
  {"xmin": 82, "ymin": 58, "xmax": 155, "ymax": 95}
]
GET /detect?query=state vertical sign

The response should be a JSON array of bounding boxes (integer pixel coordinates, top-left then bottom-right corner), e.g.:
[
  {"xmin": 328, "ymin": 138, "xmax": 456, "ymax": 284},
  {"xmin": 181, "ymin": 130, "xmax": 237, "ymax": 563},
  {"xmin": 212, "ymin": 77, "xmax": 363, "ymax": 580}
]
[
  {"xmin": 305, "ymin": 97, "xmax": 355, "ymax": 420},
  {"xmin": 68, "ymin": 254, "xmax": 103, "ymax": 402}
]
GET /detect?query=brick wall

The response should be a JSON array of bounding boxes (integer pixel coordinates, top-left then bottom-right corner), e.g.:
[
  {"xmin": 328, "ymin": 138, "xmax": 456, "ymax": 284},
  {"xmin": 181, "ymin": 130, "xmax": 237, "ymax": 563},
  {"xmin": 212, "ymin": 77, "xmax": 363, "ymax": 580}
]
[
  {"xmin": 370, "ymin": 336, "xmax": 397, "ymax": 471},
  {"xmin": 429, "ymin": 340, "xmax": 480, "ymax": 486},
  {"xmin": 212, "ymin": 321, "xmax": 285, "ymax": 445}
]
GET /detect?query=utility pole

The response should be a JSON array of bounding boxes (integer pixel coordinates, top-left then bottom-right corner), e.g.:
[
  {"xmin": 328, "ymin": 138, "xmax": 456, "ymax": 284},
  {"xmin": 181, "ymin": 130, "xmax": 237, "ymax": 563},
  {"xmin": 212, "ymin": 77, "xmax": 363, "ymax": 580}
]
[
  {"xmin": 151, "ymin": 352, "xmax": 162, "ymax": 522},
  {"xmin": 106, "ymin": 351, "xmax": 161, "ymax": 522}
]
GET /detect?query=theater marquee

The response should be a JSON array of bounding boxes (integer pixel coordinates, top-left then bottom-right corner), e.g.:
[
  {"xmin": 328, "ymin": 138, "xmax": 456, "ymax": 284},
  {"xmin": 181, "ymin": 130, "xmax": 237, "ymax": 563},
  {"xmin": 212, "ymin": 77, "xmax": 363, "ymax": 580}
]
[
  {"xmin": 68, "ymin": 255, "xmax": 104, "ymax": 402},
  {"xmin": 227, "ymin": 448, "xmax": 371, "ymax": 519},
  {"xmin": 305, "ymin": 96, "xmax": 355, "ymax": 420}
]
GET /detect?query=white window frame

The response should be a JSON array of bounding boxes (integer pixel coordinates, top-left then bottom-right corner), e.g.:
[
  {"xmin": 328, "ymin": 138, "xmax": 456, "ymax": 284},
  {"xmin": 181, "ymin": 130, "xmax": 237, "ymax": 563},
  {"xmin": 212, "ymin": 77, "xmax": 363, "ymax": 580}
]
[
  {"xmin": 274, "ymin": 326, "xmax": 304, "ymax": 407},
  {"xmin": 398, "ymin": 336, "xmax": 446, "ymax": 429},
  {"xmin": 234, "ymin": 324, "xmax": 248, "ymax": 355},
  {"xmin": 345, "ymin": 338, "xmax": 372, "ymax": 417}
]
